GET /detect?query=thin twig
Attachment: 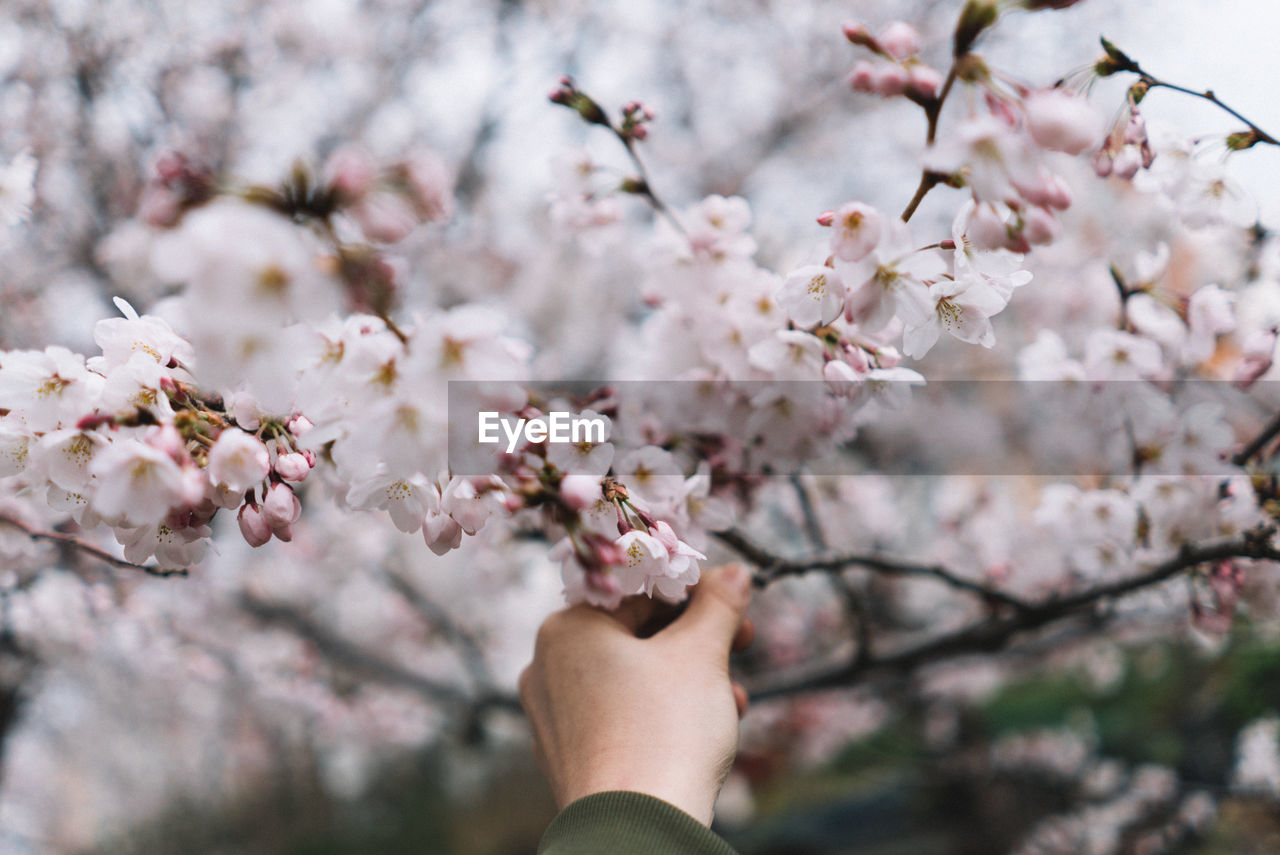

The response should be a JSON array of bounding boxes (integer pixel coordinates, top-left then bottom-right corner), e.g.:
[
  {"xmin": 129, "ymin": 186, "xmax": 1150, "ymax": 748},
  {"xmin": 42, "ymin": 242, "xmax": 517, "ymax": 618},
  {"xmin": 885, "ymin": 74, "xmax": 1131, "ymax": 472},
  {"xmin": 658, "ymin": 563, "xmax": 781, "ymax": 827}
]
[
  {"xmin": 1141, "ymin": 78, "xmax": 1279, "ymax": 147},
  {"xmin": 901, "ymin": 65, "xmax": 958, "ymax": 223},
  {"xmin": 0, "ymin": 513, "xmax": 186, "ymax": 578},
  {"xmin": 790, "ymin": 474, "xmax": 827, "ymax": 552},
  {"xmin": 616, "ymin": 134, "xmax": 688, "ymax": 238}
]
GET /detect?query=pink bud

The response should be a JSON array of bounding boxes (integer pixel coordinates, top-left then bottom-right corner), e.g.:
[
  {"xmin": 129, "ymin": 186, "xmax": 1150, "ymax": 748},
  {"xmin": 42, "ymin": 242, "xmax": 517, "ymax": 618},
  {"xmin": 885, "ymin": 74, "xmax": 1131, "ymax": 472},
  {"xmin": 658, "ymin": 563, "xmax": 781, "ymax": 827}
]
[
  {"xmin": 560, "ymin": 473, "xmax": 602, "ymax": 510},
  {"xmin": 1091, "ymin": 149, "xmax": 1114, "ymax": 178},
  {"xmin": 1022, "ymin": 206, "xmax": 1061, "ymax": 246},
  {"xmin": 229, "ymin": 392, "xmax": 261, "ymax": 431},
  {"xmin": 144, "ymin": 424, "xmax": 186, "ymax": 461},
  {"xmin": 823, "ymin": 359, "xmax": 862, "ymax": 395},
  {"xmin": 324, "ymin": 145, "xmax": 377, "ymax": 202},
  {"xmin": 877, "ymin": 346, "xmax": 903, "ymax": 368},
  {"xmin": 877, "ymin": 21, "xmax": 921, "ymax": 60},
  {"xmin": 352, "ymin": 194, "xmax": 417, "ymax": 244},
  {"xmin": 841, "ymin": 20, "xmax": 873, "ymax": 46},
  {"xmin": 1012, "ymin": 169, "xmax": 1060, "ymax": 208},
  {"xmin": 873, "ymin": 63, "xmax": 908, "ymax": 97},
  {"xmin": 585, "ymin": 569, "xmax": 622, "ymax": 598},
  {"xmin": 967, "ymin": 204, "xmax": 1009, "ymax": 251},
  {"xmin": 1124, "ymin": 112, "xmax": 1147, "ymax": 145},
  {"xmin": 1023, "ymin": 89, "xmax": 1101, "ymax": 155},
  {"xmin": 274, "ymin": 451, "xmax": 311, "ymax": 482},
  {"xmin": 906, "ymin": 64, "xmax": 944, "ymax": 99},
  {"xmin": 263, "ymin": 482, "xmax": 301, "ymax": 527},
  {"xmin": 847, "ymin": 60, "xmax": 877, "ymax": 93},
  {"xmin": 650, "ymin": 520, "xmax": 681, "ymax": 555},
  {"xmin": 400, "ymin": 149, "xmax": 455, "ymax": 223},
  {"xmin": 1111, "ymin": 146, "xmax": 1142, "ymax": 180},
  {"xmin": 287, "ymin": 414, "xmax": 314, "ymax": 438},
  {"xmin": 843, "ymin": 343, "xmax": 870, "ymax": 372},
  {"xmin": 816, "ymin": 210, "xmax": 835, "ymax": 226},
  {"xmin": 238, "ymin": 503, "xmax": 271, "ymax": 548},
  {"xmin": 138, "ymin": 185, "xmax": 183, "ymax": 227},
  {"xmin": 271, "ymin": 522, "xmax": 294, "ymax": 543},
  {"xmin": 1234, "ymin": 329, "xmax": 1277, "ymax": 389},
  {"xmin": 1043, "ymin": 174, "xmax": 1073, "ymax": 210}
]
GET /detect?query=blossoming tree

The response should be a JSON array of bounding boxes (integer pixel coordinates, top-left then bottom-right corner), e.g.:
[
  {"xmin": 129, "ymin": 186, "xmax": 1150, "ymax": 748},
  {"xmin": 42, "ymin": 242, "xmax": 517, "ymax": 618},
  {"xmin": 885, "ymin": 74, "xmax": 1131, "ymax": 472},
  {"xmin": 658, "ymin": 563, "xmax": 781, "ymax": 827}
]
[{"xmin": 2, "ymin": 0, "xmax": 1280, "ymax": 851}]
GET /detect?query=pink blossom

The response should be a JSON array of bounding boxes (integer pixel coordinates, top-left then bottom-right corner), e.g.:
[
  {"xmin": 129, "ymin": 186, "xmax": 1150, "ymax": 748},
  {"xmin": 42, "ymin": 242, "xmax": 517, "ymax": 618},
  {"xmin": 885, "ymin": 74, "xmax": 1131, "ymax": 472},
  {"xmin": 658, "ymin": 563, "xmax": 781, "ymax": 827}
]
[
  {"xmin": 206, "ymin": 430, "xmax": 270, "ymax": 492},
  {"xmin": 559, "ymin": 473, "xmax": 602, "ymax": 510},
  {"xmin": 90, "ymin": 438, "xmax": 186, "ymax": 525},
  {"xmin": 830, "ymin": 201, "xmax": 882, "ymax": 262},
  {"xmin": 778, "ymin": 265, "xmax": 846, "ymax": 328}
]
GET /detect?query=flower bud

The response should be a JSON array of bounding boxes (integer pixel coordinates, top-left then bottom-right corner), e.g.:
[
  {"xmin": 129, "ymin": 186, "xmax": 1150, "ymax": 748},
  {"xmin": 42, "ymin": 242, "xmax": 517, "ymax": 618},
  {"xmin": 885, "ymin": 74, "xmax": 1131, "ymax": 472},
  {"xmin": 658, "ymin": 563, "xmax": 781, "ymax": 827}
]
[
  {"xmin": 906, "ymin": 64, "xmax": 945, "ymax": 99},
  {"xmin": 847, "ymin": 60, "xmax": 877, "ymax": 93},
  {"xmin": 274, "ymin": 451, "xmax": 311, "ymax": 482},
  {"xmin": 238, "ymin": 503, "xmax": 271, "ymax": 548},
  {"xmin": 263, "ymin": 482, "xmax": 301, "ymax": 527},
  {"xmin": 324, "ymin": 145, "xmax": 376, "ymax": 203},
  {"xmin": 1111, "ymin": 146, "xmax": 1142, "ymax": 180},
  {"xmin": 1022, "ymin": 206, "xmax": 1061, "ymax": 246},
  {"xmin": 878, "ymin": 22, "xmax": 921, "ymax": 60},
  {"xmin": 967, "ymin": 204, "xmax": 1010, "ymax": 251},
  {"xmin": 873, "ymin": 63, "xmax": 908, "ymax": 97},
  {"xmin": 287, "ymin": 414, "xmax": 314, "ymax": 438},
  {"xmin": 1024, "ymin": 89, "xmax": 1101, "ymax": 155},
  {"xmin": 954, "ymin": 0, "xmax": 999, "ymax": 57},
  {"xmin": 841, "ymin": 20, "xmax": 876, "ymax": 49}
]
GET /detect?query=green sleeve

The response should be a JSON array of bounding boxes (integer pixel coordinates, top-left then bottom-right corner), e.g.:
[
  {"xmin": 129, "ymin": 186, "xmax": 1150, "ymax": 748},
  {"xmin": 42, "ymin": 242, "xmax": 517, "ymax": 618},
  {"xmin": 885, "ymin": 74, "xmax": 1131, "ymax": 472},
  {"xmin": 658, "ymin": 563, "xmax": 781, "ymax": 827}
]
[{"xmin": 536, "ymin": 791, "xmax": 740, "ymax": 855}]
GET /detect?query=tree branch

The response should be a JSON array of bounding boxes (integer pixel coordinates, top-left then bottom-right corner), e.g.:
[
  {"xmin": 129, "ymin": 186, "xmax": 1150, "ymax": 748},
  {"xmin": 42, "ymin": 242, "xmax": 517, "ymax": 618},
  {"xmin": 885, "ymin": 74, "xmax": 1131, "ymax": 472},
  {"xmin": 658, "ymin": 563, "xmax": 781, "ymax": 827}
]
[
  {"xmin": 715, "ymin": 527, "xmax": 1031, "ymax": 610},
  {"xmin": 238, "ymin": 595, "xmax": 521, "ymax": 717},
  {"xmin": 0, "ymin": 513, "xmax": 185, "ymax": 578},
  {"xmin": 379, "ymin": 566, "xmax": 493, "ymax": 693},
  {"xmin": 748, "ymin": 527, "xmax": 1280, "ymax": 701},
  {"xmin": 1232, "ymin": 409, "xmax": 1280, "ymax": 466}
]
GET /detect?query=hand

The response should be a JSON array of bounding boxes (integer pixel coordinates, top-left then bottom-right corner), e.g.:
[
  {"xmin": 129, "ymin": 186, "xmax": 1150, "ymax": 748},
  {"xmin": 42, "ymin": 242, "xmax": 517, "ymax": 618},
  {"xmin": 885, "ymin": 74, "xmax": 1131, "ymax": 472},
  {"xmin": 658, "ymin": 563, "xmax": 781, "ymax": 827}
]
[{"xmin": 519, "ymin": 564, "xmax": 755, "ymax": 826}]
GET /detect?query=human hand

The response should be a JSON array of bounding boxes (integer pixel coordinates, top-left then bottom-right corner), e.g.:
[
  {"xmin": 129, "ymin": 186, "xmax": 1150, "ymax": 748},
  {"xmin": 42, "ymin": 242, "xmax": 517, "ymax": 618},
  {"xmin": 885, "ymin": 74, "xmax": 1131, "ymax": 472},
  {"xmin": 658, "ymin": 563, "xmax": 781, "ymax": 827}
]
[{"xmin": 518, "ymin": 564, "xmax": 755, "ymax": 826}]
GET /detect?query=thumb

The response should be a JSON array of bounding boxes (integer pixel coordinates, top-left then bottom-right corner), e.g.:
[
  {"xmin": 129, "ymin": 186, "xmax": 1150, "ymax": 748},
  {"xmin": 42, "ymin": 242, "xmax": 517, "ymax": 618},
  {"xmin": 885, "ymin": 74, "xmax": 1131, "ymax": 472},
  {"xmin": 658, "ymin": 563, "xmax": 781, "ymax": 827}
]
[{"xmin": 663, "ymin": 564, "xmax": 752, "ymax": 657}]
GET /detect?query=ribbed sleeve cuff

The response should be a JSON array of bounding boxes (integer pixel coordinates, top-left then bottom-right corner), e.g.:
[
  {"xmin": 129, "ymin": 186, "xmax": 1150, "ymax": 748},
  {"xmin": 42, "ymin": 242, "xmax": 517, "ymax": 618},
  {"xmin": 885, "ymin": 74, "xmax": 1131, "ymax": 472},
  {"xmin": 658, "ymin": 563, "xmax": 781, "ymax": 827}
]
[{"xmin": 536, "ymin": 791, "xmax": 739, "ymax": 855}]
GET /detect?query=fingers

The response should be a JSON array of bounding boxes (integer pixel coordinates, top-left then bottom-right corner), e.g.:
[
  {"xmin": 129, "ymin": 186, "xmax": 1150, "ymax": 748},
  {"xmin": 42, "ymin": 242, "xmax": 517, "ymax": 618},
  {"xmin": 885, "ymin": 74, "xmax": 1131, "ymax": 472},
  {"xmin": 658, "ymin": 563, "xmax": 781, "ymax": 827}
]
[
  {"xmin": 732, "ymin": 682, "xmax": 749, "ymax": 719},
  {"xmin": 662, "ymin": 564, "xmax": 753, "ymax": 656}
]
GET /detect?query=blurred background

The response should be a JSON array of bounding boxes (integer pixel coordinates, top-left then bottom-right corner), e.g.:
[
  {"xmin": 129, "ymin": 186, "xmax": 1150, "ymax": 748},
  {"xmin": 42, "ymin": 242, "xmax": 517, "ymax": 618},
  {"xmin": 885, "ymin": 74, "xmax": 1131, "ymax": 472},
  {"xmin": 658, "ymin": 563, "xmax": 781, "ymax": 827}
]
[{"xmin": 2, "ymin": 1, "xmax": 1280, "ymax": 853}]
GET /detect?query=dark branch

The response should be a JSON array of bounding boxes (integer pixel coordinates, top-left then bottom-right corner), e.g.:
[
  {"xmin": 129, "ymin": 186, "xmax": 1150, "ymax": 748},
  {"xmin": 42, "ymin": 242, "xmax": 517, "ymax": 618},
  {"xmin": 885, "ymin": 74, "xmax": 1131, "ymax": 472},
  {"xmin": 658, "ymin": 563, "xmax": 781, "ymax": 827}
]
[
  {"xmin": 715, "ymin": 528, "xmax": 1031, "ymax": 610},
  {"xmin": 748, "ymin": 527, "xmax": 1280, "ymax": 701},
  {"xmin": 1232, "ymin": 409, "xmax": 1280, "ymax": 466}
]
